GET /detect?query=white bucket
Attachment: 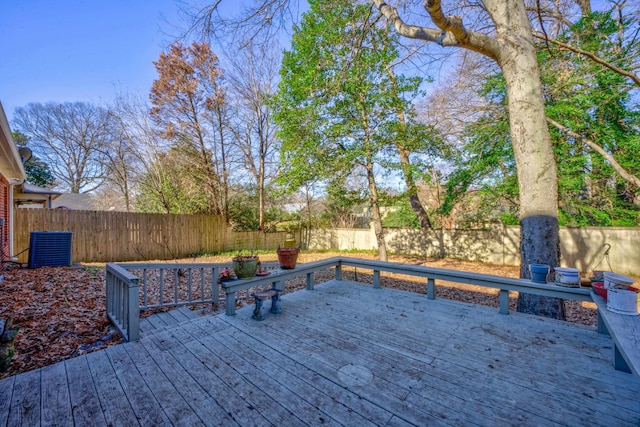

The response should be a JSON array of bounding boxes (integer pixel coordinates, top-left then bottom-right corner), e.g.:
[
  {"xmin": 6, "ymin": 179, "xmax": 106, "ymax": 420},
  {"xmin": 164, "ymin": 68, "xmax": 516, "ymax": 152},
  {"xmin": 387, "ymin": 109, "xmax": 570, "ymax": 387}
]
[
  {"xmin": 554, "ymin": 267, "xmax": 580, "ymax": 287},
  {"xmin": 603, "ymin": 272, "xmax": 635, "ymax": 289},
  {"xmin": 607, "ymin": 287, "xmax": 639, "ymax": 315}
]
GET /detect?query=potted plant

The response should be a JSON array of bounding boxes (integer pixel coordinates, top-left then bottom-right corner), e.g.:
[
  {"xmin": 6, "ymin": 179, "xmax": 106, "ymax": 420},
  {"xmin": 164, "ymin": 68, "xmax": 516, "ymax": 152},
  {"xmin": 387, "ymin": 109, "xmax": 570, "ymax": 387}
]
[
  {"xmin": 232, "ymin": 251, "xmax": 260, "ymax": 279},
  {"xmin": 218, "ymin": 267, "xmax": 236, "ymax": 283},
  {"xmin": 277, "ymin": 245, "xmax": 300, "ymax": 269}
]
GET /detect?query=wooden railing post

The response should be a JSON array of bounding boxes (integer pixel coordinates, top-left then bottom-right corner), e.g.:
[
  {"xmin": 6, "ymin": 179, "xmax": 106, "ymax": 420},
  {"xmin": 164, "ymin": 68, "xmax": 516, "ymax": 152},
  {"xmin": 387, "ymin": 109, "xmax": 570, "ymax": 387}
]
[
  {"xmin": 499, "ymin": 290, "xmax": 510, "ymax": 315},
  {"xmin": 212, "ymin": 267, "xmax": 220, "ymax": 306},
  {"xmin": 127, "ymin": 277, "xmax": 140, "ymax": 341},
  {"xmin": 373, "ymin": 270, "xmax": 380, "ymax": 289},
  {"xmin": 306, "ymin": 272, "xmax": 314, "ymax": 290},
  {"xmin": 335, "ymin": 262, "xmax": 342, "ymax": 281},
  {"xmin": 427, "ymin": 278, "xmax": 435, "ymax": 300}
]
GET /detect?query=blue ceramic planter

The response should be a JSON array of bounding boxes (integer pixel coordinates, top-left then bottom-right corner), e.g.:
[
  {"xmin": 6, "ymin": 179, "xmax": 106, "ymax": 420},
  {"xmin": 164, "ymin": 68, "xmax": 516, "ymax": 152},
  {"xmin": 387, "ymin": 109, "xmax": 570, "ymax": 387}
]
[{"xmin": 529, "ymin": 264, "xmax": 550, "ymax": 283}]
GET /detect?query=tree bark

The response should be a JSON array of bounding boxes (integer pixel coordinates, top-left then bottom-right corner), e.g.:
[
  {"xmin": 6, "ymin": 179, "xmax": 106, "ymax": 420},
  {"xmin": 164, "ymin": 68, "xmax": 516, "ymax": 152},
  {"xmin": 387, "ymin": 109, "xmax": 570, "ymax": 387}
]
[{"xmin": 489, "ymin": 1, "xmax": 564, "ymax": 318}]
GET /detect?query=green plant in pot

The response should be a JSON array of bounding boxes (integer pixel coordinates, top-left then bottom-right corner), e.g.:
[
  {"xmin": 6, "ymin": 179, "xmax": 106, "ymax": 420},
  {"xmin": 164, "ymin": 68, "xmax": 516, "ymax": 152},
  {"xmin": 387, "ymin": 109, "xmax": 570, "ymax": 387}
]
[
  {"xmin": 277, "ymin": 245, "xmax": 300, "ymax": 269},
  {"xmin": 232, "ymin": 251, "xmax": 260, "ymax": 279}
]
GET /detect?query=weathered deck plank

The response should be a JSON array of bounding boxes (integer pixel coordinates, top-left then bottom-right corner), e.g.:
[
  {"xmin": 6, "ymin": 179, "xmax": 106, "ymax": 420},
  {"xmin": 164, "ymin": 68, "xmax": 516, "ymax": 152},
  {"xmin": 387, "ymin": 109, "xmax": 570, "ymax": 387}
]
[
  {"xmin": 140, "ymin": 334, "xmax": 240, "ymax": 427},
  {"xmin": 0, "ymin": 375, "xmax": 14, "ymax": 426},
  {"xmin": 85, "ymin": 350, "xmax": 139, "ymax": 426},
  {"xmin": 121, "ymin": 336, "xmax": 207, "ymax": 426},
  {"xmin": 7, "ymin": 368, "xmax": 40, "ymax": 426},
  {"xmin": 1, "ymin": 280, "xmax": 639, "ymax": 426},
  {"xmin": 64, "ymin": 355, "xmax": 108, "ymax": 426},
  {"xmin": 40, "ymin": 361, "xmax": 72, "ymax": 426},
  {"xmin": 171, "ymin": 324, "xmax": 305, "ymax": 426},
  {"xmin": 105, "ymin": 344, "xmax": 172, "ymax": 426}
]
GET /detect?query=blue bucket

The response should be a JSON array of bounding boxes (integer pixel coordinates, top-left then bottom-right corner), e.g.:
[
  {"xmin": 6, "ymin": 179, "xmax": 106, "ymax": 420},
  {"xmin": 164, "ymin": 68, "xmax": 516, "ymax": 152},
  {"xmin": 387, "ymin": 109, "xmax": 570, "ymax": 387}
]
[{"xmin": 529, "ymin": 264, "xmax": 550, "ymax": 283}]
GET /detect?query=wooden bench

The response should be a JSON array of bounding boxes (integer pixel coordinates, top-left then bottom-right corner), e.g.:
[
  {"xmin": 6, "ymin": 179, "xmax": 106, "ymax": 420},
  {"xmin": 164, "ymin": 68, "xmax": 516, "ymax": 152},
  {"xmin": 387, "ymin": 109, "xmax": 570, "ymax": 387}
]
[
  {"xmin": 251, "ymin": 289, "xmax": 282, "ymax": 321},
  {"xmin": 592, "ymin": 291, "xmax": 640, "ymax": 378}
]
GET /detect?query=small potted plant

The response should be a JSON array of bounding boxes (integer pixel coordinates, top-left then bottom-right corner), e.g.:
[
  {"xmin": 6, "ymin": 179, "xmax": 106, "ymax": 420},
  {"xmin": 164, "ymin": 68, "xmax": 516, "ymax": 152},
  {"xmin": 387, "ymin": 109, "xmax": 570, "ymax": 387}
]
[
  {"xmin": 232, "ymin": 251, "xmax": 260, "ymax": 279},
  {"xmin": 218, "ymin": 267, "xmax": 236, "ymax": 283}
]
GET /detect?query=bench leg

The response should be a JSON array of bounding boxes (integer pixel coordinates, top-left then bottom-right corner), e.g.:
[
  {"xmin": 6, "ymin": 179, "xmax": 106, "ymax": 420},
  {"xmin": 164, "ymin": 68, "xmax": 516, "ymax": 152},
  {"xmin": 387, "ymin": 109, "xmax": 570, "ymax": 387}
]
[
  {"xmin": 614, "ymin": 345, "xmax": 631, "ymax": 373},
  {"xmin": 252, "ymin": 298, "xmax": 265, "ymax": 321},
  {"xmin": 270, "ymin": 293, "xmax": 282, "ymax": 314}
]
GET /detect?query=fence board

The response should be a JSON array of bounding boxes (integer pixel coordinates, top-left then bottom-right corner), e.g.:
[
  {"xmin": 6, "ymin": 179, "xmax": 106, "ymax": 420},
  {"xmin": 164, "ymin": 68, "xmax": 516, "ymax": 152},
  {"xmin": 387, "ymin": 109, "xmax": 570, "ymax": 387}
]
[{"xmin": 14, "ymin": 209, "xmax": 227, "ymax": 263}]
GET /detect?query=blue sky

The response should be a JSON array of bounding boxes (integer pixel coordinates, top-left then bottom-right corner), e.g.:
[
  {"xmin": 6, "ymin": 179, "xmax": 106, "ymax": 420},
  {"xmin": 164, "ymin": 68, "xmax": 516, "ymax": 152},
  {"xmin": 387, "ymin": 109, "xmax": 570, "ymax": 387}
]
[{"xmin": 0, "ymin": 1, "xmax": 188, "ymax": 122}]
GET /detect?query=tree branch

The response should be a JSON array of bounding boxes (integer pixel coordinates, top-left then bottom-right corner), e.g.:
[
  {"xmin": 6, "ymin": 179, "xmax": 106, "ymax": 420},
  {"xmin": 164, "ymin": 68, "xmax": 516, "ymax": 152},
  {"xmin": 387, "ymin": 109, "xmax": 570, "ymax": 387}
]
[
  {"xmin": 533, "ymin": 33, "xmax": 640, "ymax": 87},
  {"xmin": 546, "ymin": 117, "xmax": 640, "ymax": 188},
  {"xmin": 370, "ymin": 0, "xmax": 500, "ymax": 60}
]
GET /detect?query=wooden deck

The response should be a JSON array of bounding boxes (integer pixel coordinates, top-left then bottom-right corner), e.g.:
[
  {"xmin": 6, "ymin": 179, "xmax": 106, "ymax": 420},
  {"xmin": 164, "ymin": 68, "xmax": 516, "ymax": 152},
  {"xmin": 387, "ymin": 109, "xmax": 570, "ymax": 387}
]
[{"xmin": 1, "ymin": 280, "xmax": 639, "ymax": 426}]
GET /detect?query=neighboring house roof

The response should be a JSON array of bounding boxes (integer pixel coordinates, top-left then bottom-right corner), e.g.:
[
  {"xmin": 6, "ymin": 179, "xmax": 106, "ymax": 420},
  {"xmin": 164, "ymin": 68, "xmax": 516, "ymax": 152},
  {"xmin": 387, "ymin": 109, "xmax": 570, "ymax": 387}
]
[
  {"xmin": 51, "ymin": 193, "xmax": 94, "ymax": 210},
  {"xmin": 0, "ymin": 102, "xmax": 26, "ymax": 182},
  {"xmin": 14, "ymin": 182, "xmax": 62, "ymax": 206}
]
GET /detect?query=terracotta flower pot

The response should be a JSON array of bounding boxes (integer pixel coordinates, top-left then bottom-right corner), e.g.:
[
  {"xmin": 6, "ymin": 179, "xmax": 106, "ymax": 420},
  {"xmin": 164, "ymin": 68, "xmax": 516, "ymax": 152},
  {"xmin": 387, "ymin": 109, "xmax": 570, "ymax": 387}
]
[{"xmin": 277, "ymin": 246, "xmax": 299, "ymax": 269}]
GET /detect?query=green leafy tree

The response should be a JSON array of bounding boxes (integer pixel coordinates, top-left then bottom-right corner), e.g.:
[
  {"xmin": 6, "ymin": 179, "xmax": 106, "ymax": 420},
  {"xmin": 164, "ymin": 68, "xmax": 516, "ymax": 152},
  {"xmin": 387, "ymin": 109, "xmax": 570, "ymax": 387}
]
[
  {"xmin": 135, "ymin": 147, "xmax": 210, "ymax": 214},
  {"xmin": 273, "ymin": 0, "xmax": 428, "ymax": 260},
  {"xmin": 542, "ymin": 11, "xmax": 639, "ymax": 226},
  {"xmin": 446, "ymin": 11, "xmax": 639, "ymax": 228}
]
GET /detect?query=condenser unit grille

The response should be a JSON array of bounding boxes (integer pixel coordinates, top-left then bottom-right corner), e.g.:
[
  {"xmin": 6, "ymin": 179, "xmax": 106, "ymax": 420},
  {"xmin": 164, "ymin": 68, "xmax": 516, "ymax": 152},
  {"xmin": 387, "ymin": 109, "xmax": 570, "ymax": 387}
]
[{"xmin": 28, "ymin": 231, "xmax": 73, "ymax": 268}]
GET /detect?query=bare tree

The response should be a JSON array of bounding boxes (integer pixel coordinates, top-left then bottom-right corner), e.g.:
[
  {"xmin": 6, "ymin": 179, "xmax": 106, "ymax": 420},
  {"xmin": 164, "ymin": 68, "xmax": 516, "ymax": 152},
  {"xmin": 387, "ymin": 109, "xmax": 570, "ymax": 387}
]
[
  {"xmin": 13, "ymin": 102, "xmax": 111, "ymax": 193},
  {"xmin": 226, "ymin": 40, "xmax": 281, "ymax": 229},
  {"xmin": 108, "ymin": 94, "xmax": 173, "ymax": 213}
]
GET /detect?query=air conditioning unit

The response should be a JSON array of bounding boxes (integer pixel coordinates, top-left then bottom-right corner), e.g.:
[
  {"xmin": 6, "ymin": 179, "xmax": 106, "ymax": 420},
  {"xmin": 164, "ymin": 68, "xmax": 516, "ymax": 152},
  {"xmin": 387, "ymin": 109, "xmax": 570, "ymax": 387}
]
[{"xmin": 28, "ymin": 231, "xmax": 73, "ymax": 269}]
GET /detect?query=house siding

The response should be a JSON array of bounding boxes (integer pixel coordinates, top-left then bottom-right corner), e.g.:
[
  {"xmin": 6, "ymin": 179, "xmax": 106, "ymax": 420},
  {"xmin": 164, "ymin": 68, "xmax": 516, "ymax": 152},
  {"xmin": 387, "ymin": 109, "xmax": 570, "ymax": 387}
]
[{"xmin": 0, "ymin": 175, "xmax": 8, "ymax": 258}]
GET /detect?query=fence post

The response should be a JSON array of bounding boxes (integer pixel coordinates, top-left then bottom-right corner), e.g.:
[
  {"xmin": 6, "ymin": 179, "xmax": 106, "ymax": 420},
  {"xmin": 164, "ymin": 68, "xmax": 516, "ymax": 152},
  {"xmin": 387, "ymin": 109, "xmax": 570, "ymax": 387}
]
[{"xmin": 335, "ymin": 262, "xmax": 342, "ymax": 281}]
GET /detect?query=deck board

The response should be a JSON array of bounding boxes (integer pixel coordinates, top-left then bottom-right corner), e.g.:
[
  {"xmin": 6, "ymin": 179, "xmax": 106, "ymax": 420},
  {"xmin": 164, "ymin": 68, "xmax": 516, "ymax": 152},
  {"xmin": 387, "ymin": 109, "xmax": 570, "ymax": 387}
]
[
  {"xmin": 105, "ymin": 344, "xmax": 171, "ymax": 426},
  {"xmin": 7, "ymin": 368, "xmax": 40, "ymax": 426},
  {"xmin": 1, "ymin": 280, "xmax": 639, "ymax": 426},
  {"xmin": 64, "ymin": 355, "xmax": 107, "ymax": 426},
  {"xmin": 40, "ymin": 361, "xmax": 72, "ymax": 426}
]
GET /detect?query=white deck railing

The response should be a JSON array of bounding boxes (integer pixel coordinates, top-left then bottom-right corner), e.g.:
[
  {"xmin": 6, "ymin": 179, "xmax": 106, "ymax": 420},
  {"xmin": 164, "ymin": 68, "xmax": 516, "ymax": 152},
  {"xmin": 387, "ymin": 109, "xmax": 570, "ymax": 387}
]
[{"xmin": 106, "ymin": 257, "xmax": 593, "ymax": 341}]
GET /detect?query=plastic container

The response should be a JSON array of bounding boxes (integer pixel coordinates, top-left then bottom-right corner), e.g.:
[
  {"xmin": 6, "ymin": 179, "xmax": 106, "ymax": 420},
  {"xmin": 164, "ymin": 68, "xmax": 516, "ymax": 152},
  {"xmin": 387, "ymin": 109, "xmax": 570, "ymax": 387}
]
[
  {"xmin": 529, "ymin": 264, "xmax": 549, "ymax": 283},
  {"xmin": 607, "ymin": 287, "xmax": 639, "ymax": 315},
  {"xmin": 592, "ymin": 282, "xmax": 607, "ymax": 301},
  {"xmin": 554, "ymin": 267, "xmax": 580, "ymax": 287},
  {"xmin": 603, "ymin": 272, "xmax": 635, "ymax": 289}
]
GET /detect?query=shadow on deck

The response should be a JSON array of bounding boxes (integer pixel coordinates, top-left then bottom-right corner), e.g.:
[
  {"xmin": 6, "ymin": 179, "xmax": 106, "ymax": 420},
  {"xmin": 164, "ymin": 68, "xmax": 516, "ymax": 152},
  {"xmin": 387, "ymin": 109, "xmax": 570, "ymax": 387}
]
[{"xmin": 1, "ymin": 280, "xmax": 639, "ymax": 426}]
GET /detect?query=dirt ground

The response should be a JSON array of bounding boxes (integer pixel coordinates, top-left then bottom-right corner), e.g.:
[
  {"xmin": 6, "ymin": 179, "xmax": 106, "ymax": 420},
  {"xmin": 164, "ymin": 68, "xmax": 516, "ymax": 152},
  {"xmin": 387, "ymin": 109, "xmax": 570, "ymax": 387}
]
[{"xmin": 0, "ymin": 251, "xmax": 606, "ymax": 379}]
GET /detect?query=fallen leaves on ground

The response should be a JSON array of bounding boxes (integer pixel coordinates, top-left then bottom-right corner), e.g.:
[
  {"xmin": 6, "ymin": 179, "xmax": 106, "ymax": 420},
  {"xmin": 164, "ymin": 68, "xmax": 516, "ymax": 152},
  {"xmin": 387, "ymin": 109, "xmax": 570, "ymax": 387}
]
[
  {"xmin": 0, "ymin": 265, "xmax": 118, "ymax": 379},
  {"xmin": 0, "ymin": 252, "xmax": 604, "ymax": 378}
]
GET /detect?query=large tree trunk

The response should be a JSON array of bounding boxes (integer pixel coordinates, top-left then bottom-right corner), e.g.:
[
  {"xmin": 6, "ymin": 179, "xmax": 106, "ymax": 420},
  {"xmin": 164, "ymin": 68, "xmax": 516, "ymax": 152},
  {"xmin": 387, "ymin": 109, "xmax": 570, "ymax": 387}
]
[{"xmin": 492, "ymin": 1, "xmax": 564, "ymax": 319}]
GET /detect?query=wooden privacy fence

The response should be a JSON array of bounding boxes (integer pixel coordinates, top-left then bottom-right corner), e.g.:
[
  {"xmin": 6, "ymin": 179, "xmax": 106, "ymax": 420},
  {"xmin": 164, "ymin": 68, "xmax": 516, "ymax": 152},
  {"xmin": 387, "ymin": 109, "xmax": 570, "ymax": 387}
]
[{"xmin": 14, "ymin": 209, "xmax": 226, "ymax": 263}]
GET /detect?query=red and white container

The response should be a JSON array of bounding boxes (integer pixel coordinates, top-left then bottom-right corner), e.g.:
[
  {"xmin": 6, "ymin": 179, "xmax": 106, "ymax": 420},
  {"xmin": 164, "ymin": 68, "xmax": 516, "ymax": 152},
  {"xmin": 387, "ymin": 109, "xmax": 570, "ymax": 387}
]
[{"xmin": 603, "ymin": 272, "xmax": 638, "ymax": 315}]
